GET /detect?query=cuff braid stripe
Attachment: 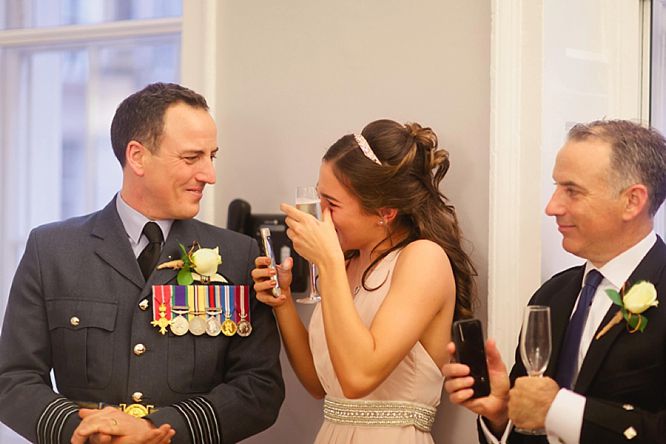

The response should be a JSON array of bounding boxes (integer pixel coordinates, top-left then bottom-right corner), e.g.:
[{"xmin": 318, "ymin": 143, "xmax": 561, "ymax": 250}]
[
  {"xmin": 36, "ymin": 397, "xmax": 79, "ymax": 444},
  {"xmin": 51, "ymin": 404, "xmax": 78, "ymax": 444},
  {"xmin": 173, "ymin": 397, "xmax": 220, "ymax": 444},
  {"xmin": 185, "ymin": 397, "xmax": 219, "ymax": 444},
  {"xmin": 175, "ymin": 401, "xmax": 204, "ymax": 443}
]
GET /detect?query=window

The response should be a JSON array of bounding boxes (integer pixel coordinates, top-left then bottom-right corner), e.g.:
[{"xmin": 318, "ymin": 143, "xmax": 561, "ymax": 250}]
[
  {"xmin": 1, "ymin": 0, "xmax": 181, "ymax": 30},
  {"xmin": 0, "ymin": 2, "xmax": 181, "ymax": 441},
  {"xmin": 540, "ymin": 0, "xmax": 648, "ymax": 280},
  {"xmin": 653, "ymin": 1, "xmax": 666, "ymax": 132},
  {"xmin": 652, "ymin": 0, "xmax": 666, "ymax": 235}
]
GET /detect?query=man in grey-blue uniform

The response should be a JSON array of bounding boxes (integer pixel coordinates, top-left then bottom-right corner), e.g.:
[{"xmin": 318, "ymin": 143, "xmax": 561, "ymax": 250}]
[{"xmin": 0, "ymin": 82, "xmax": 284, "ymax": 444}]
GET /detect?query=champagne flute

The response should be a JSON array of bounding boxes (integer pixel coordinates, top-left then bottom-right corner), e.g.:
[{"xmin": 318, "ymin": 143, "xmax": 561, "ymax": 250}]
[
  {"xmin": 515, "ymin": 305, "xmax": 551, "ymax": 435},
  {"xmin": 294, "ymin": 186, "xmax": 321, "ymax": 304}
]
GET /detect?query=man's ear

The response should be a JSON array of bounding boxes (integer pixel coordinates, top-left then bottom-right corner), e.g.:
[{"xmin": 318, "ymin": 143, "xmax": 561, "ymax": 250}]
[
  {"xmin": 125, "ymin": 141, "xmax": 148, "ymax": 176},
  {"xmin": 378, "ymin": 207, "xmax": 399, "ymax": 225},
  {"xmin": 622, "ymin": 183, "xmax": 649, "ymax": 221}
]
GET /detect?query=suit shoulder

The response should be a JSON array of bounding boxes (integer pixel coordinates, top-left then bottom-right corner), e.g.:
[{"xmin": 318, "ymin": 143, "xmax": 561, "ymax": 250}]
[
  {"xmin": 30, "ymin": 211, "xmax": 100, "ymax": 237},
  {"xmin": 539, "ymin": 264, "xmax": 584, "ymax": 289}
]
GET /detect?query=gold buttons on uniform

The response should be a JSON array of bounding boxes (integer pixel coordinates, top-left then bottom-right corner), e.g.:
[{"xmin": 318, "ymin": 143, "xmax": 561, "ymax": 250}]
[
  {"xmin": 623, "ymin": 426, "xmax": 637, "ymax": 440},
  {"xmin": 133, "ymin": 344, "xmax": 146, "ymax": 356},
  {"xmin": 70, "ymin": 316, "xmax": 80, "ymax": 327},
  {"xmin": 138, "ymin": 299, "xmax": 149, "ymax": 311},
  {"xmin": 132, "ymin": 392, "xmax": 143, "ymax": 403}
]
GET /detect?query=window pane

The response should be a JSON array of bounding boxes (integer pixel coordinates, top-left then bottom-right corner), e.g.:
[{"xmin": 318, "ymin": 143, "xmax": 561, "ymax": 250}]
[
  {"xmin": 0, "ymin": 34, "xmax": 180, "ymax": 342},
  {"xmin": 652, "ymin": 0, "xmax": 666, "ymax": 236},
  {"xmin": 653, "ymin": 1, "xmax": 666, "ymax": 131},
  {"xmin": 1, "ymin": 0, "xmax": 182, "ymax": 30}
]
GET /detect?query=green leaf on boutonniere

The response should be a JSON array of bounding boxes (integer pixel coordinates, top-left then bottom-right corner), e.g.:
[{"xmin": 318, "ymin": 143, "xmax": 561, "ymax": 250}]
[
  {"xmin": 177, "ymin": 268, "xmax": 193, "ymax": 285},
  {"xmin": 605, "ymin": 289, "xmax": 623, "ymax": 307},
  {"xmin": 622, "ymin": 310, "xmax": 648, "ymax": 332},
  {"xmin": 179, "ymin": 243, "xmax": 192, "ymax": 267}
]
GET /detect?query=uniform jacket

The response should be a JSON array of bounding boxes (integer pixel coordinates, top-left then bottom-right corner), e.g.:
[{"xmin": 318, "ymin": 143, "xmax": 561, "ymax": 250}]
[
  {"xmin": 0, "ymin": 199, "xmax": 285, "ymax": 444},
  {"xmin": 480, "ymin": 237, "xmax": 666, "ymax": 444}
]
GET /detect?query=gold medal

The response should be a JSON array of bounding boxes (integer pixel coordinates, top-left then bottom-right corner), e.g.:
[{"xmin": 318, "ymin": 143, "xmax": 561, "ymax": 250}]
[
  {"xmin": 220, "ymin": 286, "xmax": 237, "ymax": 336},
  {"xmin": 237, "ymin": 318, "xmax": 252, "ymax": 337},
  {"xmin": 151, "ymin": 302, "xmax": 171, "ymax": 335},
  {"xmin": 221, "ymin": 318, "xmax": 237, "ymax": 336},
  {"xmin": 151, "ymin": 287, "xmax": 173, "ymax": 335},
  {"xmin": 189, "ymin": 313, "xmax": 207, "ymax": 336}
]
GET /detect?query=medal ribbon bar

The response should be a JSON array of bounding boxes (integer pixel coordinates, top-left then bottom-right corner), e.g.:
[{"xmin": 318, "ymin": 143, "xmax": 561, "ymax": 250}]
[{"xmin": 151, "ymin": 285, "xmax": 251, "ymax": 337}]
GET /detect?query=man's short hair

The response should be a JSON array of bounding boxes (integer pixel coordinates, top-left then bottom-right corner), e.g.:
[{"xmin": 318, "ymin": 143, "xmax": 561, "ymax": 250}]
[
  {"xmin": 110, "ymin": 82, "xmax": 209, "ymax": 166},
  {"xmin": 568, "ymin": 120, "xmax": 666, "ymax": 216}
]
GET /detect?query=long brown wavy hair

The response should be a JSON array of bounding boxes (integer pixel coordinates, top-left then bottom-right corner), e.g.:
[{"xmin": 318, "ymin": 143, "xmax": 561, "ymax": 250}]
[{"xmin": 322, "ymin": 119, "xmax": 477, "ymax": 320}]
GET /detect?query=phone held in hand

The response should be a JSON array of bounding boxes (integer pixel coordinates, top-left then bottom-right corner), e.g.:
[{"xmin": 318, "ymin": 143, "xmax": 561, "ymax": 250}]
[
  {"xmin": 259, "ymin": 227, "xmax": 281, "ymax": 297},
  {"xmin": 452, "ymin": 318, "xmax": 491, "ymax": 398}
]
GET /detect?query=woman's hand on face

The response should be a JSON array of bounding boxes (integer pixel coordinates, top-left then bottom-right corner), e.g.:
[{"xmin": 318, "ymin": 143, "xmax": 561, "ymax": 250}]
[
  {"xmin": 251, "ymin": 256, "xmax": 293, "ymax": 307},
  {"xmin": 281, "ymin": 204, "xmax": 343, "ymax": 267}
]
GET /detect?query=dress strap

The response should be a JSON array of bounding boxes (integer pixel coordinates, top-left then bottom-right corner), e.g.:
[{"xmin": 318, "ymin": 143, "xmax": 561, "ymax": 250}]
[{"xmin": 323, "ymin": 396, "xmax": 436, "ymax": 432}]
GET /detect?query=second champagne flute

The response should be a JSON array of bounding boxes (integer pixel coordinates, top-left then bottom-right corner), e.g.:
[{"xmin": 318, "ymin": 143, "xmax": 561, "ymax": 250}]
[
  {"xmin": 295, "ymin": 186, "xmax": 321, "ymax": 304},
  {"xmin": 515, "ymin": 305, "xmax": 552, "ymax": 435}
]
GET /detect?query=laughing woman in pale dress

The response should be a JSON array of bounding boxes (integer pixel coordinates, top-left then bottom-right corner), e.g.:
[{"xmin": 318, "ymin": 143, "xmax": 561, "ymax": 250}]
[{"xmin": 252, "ymin": 119, "xmax": 476, "ymax": 443}]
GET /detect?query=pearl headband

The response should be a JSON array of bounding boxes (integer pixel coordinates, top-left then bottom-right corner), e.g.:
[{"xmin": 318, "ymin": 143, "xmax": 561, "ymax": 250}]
[{"xmin": 353, "ymin": 134, "xmax": 381, "ymax": 165}]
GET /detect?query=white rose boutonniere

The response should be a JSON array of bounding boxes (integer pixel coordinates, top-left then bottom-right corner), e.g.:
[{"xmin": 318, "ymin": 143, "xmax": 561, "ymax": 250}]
[
  {"xmin": 158, "ymin": 242, "xmax": 227, "ymax": 285},
  {"xmin": 596, "ymin": 281, "xmax": 658, "ymax": 340}
]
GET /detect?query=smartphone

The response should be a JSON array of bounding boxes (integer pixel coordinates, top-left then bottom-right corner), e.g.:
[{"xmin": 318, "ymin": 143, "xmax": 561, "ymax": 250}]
[
  {"xmin": 452, "ymin": 318, "xmax": 490, "ymax": 398},
  {"xmin": 259, "ymin": 227, "xmax": 281, "ymax": 297}
]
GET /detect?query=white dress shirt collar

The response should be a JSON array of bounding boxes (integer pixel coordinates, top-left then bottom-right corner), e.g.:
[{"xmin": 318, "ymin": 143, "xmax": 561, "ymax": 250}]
[{"xmin": 584, "ymin": 231, "xmax": 657, "ymax": 289}]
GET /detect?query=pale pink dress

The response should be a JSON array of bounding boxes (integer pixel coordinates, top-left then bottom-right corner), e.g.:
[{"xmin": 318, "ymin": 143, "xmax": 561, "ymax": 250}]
[{"xmin": 309, "ymin": 250, "xmax": 444, "ymax": 443}]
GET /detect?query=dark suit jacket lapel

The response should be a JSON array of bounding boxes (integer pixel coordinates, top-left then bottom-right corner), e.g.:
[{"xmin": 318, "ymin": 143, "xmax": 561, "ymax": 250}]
[
  {"xmin": 545, "ymin": 268, "xmax": 585, "ymax": 378},
  {"xmin": 92, "ymin": 199, "xmax": 145, "ymax": 289},
  {"xmin": 575, "ymin": 237, "xmax": 666, "ymax": 393}
]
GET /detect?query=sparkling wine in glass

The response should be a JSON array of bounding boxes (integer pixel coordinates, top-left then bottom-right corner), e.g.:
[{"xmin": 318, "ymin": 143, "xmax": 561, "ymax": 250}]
[
  {"xmin": 295, "ymin": 186, "xmax": 321, "ymax": 304},
  {"xmin": 515, "ymin": 305, "xmax": 551, "ymax": 435}
]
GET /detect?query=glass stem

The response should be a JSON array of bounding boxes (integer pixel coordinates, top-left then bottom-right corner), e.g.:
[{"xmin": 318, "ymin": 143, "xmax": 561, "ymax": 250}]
[{"xmin": 309, "ymin": 262, "xmax": 317, "ymax": 297}]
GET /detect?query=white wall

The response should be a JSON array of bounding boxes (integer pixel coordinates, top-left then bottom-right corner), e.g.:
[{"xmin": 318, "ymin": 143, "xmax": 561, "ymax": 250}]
[{"xmin": 212, "ymin": 1, "xmax": 490, "ymax": 443}]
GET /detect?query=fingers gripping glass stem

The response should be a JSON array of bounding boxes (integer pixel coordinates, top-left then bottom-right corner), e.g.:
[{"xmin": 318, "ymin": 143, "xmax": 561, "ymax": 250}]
[{"xmin": 515, "ymin": 305, "xmax": 551, "ymax": 435}]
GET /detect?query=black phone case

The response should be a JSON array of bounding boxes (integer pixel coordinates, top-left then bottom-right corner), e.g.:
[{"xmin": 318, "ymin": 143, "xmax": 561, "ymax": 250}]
[{"xmin": 452, "ymin": 319, "xmax": 491, "ymax": 398}]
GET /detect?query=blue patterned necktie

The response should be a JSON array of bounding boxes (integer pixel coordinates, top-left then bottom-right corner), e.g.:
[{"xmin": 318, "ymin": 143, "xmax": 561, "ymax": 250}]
[{"xmin": 555, "ymin": 269, "xmax": 604, "ymax": 389}]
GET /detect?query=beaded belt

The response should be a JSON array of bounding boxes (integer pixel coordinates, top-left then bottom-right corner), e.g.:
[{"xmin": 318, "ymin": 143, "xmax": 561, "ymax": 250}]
[{"xmin": 323, "ymin": 397, "xmax": 436, "ymax": 432}]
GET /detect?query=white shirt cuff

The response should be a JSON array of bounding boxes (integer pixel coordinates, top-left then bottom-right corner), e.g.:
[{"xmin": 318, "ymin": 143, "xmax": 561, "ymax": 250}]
[
  {"xmin": 479, "ymin": 416, "xmax": 513, "ymax": 444},
  {"xmin": 545, "ymin": 389, "xmax": 586, "ymax": 444}
]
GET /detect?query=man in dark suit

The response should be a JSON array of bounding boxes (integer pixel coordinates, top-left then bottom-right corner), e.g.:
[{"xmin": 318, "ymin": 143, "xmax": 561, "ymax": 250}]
[
  {"xmin": 0, "ymin": 83, "xmax": 284, "ymax": 444},
  {"xmin": 443, "ymin": 120, "xmax": 666, "ymax": 443}
]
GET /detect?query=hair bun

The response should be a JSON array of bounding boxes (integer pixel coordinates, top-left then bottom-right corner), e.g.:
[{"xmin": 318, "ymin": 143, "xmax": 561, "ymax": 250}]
[
  {"xmin": 404, "ymin": 122, "xmax": 448, "ymax": 172},
  {"xmin": 405, "ymin": 122, "xmax": 438, "ymax": 151}
]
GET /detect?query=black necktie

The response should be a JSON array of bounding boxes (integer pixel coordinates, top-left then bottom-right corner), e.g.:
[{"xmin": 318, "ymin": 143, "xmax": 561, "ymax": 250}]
[
  {"xmin": 555, "ymin": 269, "xmax": 603, "ymax": 389},
  {"xmin": 137, "ymin": 222, "xmax": 163, "ymax": 280}
]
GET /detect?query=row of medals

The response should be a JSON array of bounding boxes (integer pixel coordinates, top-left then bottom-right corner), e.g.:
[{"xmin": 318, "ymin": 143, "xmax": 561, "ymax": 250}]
[{"xmin": 169, "ymin": 305, "xmax": 252, "ymax": 337}]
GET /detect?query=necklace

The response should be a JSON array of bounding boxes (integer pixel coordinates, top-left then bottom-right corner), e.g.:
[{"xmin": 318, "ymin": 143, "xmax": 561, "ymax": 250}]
[{"xmin": 349, "ymin": 255, "xmax": 372, "ymax": 296}]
